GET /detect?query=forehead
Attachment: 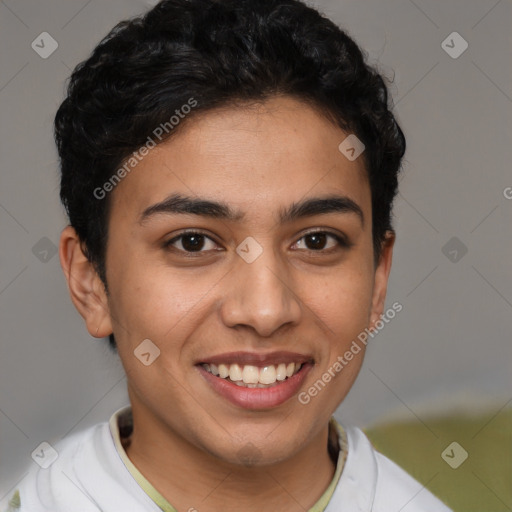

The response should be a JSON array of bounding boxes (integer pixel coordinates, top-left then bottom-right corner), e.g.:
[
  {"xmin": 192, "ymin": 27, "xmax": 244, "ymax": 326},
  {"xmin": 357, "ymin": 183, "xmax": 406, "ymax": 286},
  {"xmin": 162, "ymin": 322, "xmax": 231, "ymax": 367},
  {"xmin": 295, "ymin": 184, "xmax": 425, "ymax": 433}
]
[{"xmin": 109, "ymin": 96, "xmax": 370, "ymax": 222}]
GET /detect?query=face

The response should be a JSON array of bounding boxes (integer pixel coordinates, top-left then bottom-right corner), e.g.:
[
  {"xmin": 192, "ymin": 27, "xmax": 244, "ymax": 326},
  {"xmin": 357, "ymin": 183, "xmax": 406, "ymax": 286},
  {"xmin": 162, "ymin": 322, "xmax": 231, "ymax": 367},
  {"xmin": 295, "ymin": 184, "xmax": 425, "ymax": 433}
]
[{"xmin": 63, "ymin": 95, "xmax": 393, "ymax": 466}]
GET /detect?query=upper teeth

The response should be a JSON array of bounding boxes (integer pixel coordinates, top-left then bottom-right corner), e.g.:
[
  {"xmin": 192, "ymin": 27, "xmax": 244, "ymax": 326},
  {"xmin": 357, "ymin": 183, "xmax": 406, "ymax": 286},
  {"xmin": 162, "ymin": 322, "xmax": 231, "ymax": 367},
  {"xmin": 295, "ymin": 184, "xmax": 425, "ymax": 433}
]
[{"xmin": 202, "ymin": 363, "xmax": 302, "ymax": 386}]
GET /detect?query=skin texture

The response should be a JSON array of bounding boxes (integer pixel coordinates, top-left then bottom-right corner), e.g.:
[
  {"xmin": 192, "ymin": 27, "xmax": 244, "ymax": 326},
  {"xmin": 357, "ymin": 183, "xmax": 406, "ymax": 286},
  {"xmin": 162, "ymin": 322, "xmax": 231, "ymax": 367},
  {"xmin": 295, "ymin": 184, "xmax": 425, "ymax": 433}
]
[{"xmin": 60, "ymin": 95, "xmax": 394, "ymax": 512}]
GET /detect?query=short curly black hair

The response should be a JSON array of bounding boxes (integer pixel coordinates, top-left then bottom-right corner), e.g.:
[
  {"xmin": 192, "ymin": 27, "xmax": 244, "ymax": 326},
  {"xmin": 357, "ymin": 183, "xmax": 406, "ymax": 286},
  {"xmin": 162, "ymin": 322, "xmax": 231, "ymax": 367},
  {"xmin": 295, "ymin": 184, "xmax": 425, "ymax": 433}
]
[{"xmin": 55, "ymin": 0, "xmax": 405, "ymax": 350}]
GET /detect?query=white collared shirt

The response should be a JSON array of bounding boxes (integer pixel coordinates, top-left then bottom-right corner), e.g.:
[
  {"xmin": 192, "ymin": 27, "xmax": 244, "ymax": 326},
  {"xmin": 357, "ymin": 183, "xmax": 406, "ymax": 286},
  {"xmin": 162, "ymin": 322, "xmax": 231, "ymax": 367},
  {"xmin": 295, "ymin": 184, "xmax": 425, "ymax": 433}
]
[{"xmin": 6, "ymin": 406, "xmax": 453, "ymax": 511}]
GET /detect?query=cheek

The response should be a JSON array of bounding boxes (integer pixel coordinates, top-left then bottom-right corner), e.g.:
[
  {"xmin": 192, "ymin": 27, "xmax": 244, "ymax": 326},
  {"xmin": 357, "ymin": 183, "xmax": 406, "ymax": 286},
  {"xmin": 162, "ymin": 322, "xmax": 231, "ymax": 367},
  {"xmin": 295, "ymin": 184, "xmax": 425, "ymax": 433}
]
[
  {"xmin": 107, "ymin": 255, "xmax": 214, "ymax": 346},
  {"xmin": 305, "ymin": 265, "xmax": 374, "ymax": 341}
]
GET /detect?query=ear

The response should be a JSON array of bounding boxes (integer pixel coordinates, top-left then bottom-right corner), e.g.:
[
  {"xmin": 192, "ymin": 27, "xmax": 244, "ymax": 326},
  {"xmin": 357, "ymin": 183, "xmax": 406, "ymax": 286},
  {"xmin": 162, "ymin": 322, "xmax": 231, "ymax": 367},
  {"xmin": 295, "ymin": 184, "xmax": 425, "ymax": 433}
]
[
  {"xmin": 59, "ymin": 225, "xmax": 113, "ymax": 338},
  {"xmin": 369, "ymin": 231, "xmax": 395, "ymax": 329}
]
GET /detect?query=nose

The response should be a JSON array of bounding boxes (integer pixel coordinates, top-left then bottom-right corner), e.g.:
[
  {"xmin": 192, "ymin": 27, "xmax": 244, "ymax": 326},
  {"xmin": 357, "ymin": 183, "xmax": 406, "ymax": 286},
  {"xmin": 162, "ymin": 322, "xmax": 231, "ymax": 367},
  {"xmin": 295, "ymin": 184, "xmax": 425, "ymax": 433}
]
[{"xmin": 220, "ymin": 248, "xmax": 302, "ymax": 338}]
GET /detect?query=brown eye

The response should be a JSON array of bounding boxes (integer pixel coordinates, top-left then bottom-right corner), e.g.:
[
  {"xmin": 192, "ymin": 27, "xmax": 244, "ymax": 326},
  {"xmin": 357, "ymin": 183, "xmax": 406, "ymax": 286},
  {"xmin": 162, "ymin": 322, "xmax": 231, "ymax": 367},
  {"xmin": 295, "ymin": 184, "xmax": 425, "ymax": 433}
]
[
  {"xmin": 304, "ymin": 233, "xmax": 327, "ymax": 250},
  {"xmin": 293, "ymin": 231, "xmax": 347, "ymax": 251},
  {"xmin": 165, "ymin": 232, "xmax": 218, "ymax": 253},
  {"xmin": 180, "ymin": 234, "xmax": 205, "ymax": 251}
]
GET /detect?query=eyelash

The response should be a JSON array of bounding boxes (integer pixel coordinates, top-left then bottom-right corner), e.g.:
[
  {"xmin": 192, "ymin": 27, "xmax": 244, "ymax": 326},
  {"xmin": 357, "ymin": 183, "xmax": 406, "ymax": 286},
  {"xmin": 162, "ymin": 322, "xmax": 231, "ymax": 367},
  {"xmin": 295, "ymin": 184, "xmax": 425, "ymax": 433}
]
[{"xmin": 163, "ymin": 229, "xmax": 351, "ymax": 255}]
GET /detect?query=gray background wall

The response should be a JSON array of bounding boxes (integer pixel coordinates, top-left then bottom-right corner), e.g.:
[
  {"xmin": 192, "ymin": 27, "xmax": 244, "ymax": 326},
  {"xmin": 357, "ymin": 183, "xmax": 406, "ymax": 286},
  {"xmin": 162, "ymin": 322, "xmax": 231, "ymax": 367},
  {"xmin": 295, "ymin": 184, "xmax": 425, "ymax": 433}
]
[{"xmin": 1, "ymin": 0, "xmax": 511, "ymax": 503}]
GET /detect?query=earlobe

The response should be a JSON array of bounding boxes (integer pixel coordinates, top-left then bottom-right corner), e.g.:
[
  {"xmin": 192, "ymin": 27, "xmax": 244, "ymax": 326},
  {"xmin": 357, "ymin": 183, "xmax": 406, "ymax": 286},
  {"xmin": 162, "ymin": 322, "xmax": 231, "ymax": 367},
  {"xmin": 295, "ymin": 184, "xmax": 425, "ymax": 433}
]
[
  {"xmin": 59, "ymin": 225, "xmax": 113, "ymax": 339},
  {"xmin": 369, "ymin": 231, "xmax": 395, "ymax": 329}
]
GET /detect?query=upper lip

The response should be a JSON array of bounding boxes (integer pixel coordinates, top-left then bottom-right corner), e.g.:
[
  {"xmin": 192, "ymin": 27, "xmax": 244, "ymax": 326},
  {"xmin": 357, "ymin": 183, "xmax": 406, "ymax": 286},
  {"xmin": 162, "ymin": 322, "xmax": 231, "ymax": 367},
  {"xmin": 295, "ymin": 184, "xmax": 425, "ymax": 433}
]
[{"xmin": 197, "ymin": 351, "xmax": 314, "ymax": 367}]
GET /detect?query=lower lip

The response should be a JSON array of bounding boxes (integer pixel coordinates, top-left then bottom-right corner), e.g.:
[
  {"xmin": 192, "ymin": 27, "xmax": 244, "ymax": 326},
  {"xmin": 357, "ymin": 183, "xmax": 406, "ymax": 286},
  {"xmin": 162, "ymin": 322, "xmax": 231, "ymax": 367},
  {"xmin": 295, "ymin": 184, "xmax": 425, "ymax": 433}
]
[{"xmin": 197, "ymin": 364, "xmax": 313, "ymax": 410}]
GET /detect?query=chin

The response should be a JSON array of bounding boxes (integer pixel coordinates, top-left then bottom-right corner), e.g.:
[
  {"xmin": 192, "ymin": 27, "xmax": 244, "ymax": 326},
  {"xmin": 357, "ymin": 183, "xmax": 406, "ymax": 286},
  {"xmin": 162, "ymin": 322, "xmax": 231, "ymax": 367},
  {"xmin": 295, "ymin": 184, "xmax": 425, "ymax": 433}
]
[{"xmin": 202, "ymin": 432, "xmax": 301, "ymax": 469}]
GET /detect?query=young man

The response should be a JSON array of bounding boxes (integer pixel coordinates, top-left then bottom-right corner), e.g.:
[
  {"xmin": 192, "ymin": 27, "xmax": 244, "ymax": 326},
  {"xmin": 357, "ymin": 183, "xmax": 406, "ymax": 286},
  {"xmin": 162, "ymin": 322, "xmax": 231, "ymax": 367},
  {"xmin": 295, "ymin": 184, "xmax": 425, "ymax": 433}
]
[{"xmin": 7, "ymin": 0, "xmax": 453, "ymax": 510}]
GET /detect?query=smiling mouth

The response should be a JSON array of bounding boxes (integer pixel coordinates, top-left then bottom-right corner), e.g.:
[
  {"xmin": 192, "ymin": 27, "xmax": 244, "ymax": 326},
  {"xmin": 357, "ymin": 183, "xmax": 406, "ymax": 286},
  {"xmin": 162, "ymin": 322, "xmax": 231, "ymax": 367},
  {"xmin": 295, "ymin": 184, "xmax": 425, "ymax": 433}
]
[{"xmin": 201, "ymin": 362, "xmax": 304, "ymax": 388}]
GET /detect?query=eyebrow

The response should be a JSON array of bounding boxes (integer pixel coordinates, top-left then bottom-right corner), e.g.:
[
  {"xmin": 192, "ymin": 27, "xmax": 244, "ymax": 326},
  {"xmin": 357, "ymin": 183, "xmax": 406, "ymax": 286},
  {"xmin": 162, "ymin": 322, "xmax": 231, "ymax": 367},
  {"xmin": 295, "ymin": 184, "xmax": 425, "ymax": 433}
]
[{"xmin": 138, "ymin": 193, "xmax": 364, "ymax": 226}]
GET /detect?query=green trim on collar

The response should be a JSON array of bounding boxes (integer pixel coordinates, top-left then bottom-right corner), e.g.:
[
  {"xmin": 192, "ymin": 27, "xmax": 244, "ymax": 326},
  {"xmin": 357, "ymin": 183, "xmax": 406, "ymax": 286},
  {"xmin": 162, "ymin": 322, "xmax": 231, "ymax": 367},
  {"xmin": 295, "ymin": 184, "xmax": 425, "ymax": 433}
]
[
  {"xmin": 6, "ymin": 489, "xmax": 20, "ymax": 511},
  {"xmin": 109, "ymin": 407, "xmax": 348, "ymax": 512}
]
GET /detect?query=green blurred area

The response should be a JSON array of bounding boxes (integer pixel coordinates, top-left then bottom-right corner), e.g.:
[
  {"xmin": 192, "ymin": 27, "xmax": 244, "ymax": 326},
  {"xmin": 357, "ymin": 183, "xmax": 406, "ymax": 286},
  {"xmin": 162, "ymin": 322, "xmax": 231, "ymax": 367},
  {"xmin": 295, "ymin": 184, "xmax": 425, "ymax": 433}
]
[{"xmin": 364, "ymin": 408, "xmax": 512, "ymax": 512}]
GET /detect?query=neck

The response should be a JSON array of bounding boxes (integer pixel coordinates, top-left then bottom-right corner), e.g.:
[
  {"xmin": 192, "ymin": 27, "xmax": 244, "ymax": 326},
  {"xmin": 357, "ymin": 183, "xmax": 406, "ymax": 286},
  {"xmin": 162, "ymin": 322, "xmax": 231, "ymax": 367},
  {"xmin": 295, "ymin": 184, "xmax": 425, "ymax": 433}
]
[{"xmin": 124, "ymin": 403, "xmax": 337, "ymax": 512}]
